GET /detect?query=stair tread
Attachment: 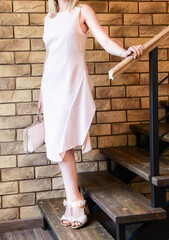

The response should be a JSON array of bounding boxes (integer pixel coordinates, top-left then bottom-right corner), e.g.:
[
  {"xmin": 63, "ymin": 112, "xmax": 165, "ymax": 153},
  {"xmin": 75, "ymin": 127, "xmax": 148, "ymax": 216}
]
[
  {"xmin": 37, "ymin": 197, "xmax": 114, "ymax": 240},
  {"xmin": 78, "ymin": 171, "xmax": 166, "ymax": 224},
  {"xmin": 100, "ymin": 146, "xmax": 169, "ymax": 186},
  {"xmin": 130, "ymin": 123, "xmax": 169, "ymax": 137}
]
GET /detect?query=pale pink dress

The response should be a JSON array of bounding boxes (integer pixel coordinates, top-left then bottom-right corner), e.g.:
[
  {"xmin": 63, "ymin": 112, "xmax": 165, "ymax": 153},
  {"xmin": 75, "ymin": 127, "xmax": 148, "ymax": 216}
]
[{"xmin": 41, "ymin": 5, "xmax": 96, "ymax": 163}]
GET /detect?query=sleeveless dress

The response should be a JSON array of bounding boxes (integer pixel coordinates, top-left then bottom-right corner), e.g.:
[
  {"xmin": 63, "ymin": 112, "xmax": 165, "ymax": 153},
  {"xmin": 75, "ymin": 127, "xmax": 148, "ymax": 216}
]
[{"xmin": 41, "ymin": 5, "xmax": 96, "ymax": 163}]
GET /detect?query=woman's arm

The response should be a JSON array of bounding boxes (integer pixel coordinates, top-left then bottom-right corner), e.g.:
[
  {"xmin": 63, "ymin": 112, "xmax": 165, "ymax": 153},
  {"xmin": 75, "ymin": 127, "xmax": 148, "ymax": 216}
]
[{"xmin": 81, "ymin": 4, "xmax": 143, "ymax": 58}]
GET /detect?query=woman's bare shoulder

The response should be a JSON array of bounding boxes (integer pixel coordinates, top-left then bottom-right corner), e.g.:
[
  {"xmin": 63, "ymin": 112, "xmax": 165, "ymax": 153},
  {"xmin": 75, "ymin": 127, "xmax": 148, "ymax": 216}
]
[{"xmin": 78, "ymin": 3, "xmax": 95, "ymax": 20}]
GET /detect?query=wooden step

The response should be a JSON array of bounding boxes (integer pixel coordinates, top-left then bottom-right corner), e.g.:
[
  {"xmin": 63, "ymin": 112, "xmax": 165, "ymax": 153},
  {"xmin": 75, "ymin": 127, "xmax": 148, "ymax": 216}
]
[
  {"xmin": 130, "ymin": 123, "xmax": 169, "ymax": 139},
  {"xmin": 37, "ymin": 197, "xmax": 114, "ymax": 240},
  {"xmin": 78, "ymin": 171, "xmax": 166, "ymax": 224},
  {"xmin": 100, "ymin": 146, "xmax": 169, "ymax": 186}
]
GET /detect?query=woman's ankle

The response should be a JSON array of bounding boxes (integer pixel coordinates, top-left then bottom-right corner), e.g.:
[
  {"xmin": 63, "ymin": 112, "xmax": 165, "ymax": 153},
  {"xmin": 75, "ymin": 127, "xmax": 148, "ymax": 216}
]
[{"xmin": 66, "ymin": 192, "xmax": 83, "ymax": 202}]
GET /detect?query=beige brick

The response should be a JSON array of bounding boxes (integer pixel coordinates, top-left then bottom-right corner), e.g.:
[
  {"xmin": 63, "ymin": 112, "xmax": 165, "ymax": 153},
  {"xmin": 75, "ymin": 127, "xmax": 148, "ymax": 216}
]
[
  {"xmin": 127, "ymin": 86, "xmax": 149, "ymax": 97},
  {"xmin": 90, "ymin": 75, "xmax": 109, "ymax": 87},
  {"xmin": 30, "ymin": 13, "xmax": 46, "ymax": 25},
  {"xmin": 85, "ymin": 1, "xmax": 108, "ymax": 13},
  {"xmin": 0, "ymin": 130, "xmax": 15, "ymax": 142},
  {"xmin": 0, "ymin": 208, "xmax": 19, "ymax": 222},
  {"xmin": 0, "ymin": 26, "xmax": 13, "ymax": 38},
  {"xmin": 0, "ymin": 115, "xmax": 31, "ymax": 129},
  {"xmin": 140, "ymin": 73, "xmax": 167, "ymax": 84},
  {"xmin": 17, "ymin": 102, "xmax": 38, "ymax": 115},
  {"xmin": 91, "ymin": 136, "xmax": 97, "ymax": 149},
  {"xmin": 83, "ymin": 149, "xmax": 105, "ymax": 161},
  {"xmin": 98, "ymin": 135, "xmax": 127, "ymax": 148},
  {"xmin": 0, "ymin": 13, "xmax": 28, "ymax": 25},
  {"xmin": 0, "ymin": 155, "xmax": 16, "ymax": 168},
  {"xmin": 13, "ymin": 1, "xmax": 45, "ymax": 13},
  {"xmin": 95, "ymin": 62, "xmax": 117, "ymax": 74},
  {"xmin": 98, "ymin": 161, "xmax": 107, "ymax": 171},
  {"xmin": 18, "ymin": 153, "xmax": 49, "ymax": 167},
  {"xmin": 0, "ymin": 1, "xmax": 12, "ymax": 12},
  {"xmin": 2, "ymin": 167, "xmax": 34, "ymax": 181},
  {"xmin": 20, "ymin": 205, "xmax": 43, "ymax": 219},
  {"xmin": 0, "ymin": 104, "xmax": 15, "ymax": 115},
  {"xmin": 86, "ymin": 38, "xmax": 93, "ymax": 50},
  {"xmin": 125, "ymin": 37, "xmax": 151, "ymax": 49},
  {"xmin": 90, "ymin": 124, "xmax": 111, "ymax": 136},
  {"xmin": 141, "ymin": 96, "xmax": 168, "ymax": 109},
  {"xmin": 125, "ymin": 61, "xmax": 149, "ymax": 73},
  {"xmin": 0, "ymin": 39, "xmax": 30, "ymax": 51},
  {"xmin": 128, "ymin": 134, "xmax": 137, "ymax": 146},
  {"xmin": 111, "ymin": 73, "xmax": 139, "ymax": 86},
  {"xmin": 0, "ymin": 78, "xmax": 15, "ymax": 90},
  {"xmin": 15, "ymin": 26, "xmax": 44, "ymax": 38},
  {"xmin": 31, "ymin": 39, "xmax": 45, "ymax": 51},
  {"xmin": 112, "ymin": 123, "xmax": 133, "ymax": 135},
  {"xmin": 32, "ymin": 64, "xmax": 43, "ymax": 76},
  {"xmin": 0, "ymin": 182, "xmax": 18, "ymax": 195},
  {"xmin": 76, "ymin": 162, "xmax": 98, "ymax": 172},
  {"xmin": 0, "ymin": 52, "xmax": 14, "ymax": 64},
  {"xmin": 124, "ymin": 14, "xmax": 152, "ymax": 25},
  {"xmin": 127, "ymin": 110, "xmax": 149, "ymax": 121},
  {"xmin": 95, "ymin": 99, "xmax": 111, "ymax": 110},
  {"xmin": 96, "ymin": 86, "xmax": 125, "ymax": 98},
  {"xmin": 153, "ymin": 14, "xmax": 169, "ymax": 24},
  {"xmin": 15, "ymin": 51, "xmax": 46, "ymax": 64},
  {"xmin": 52, "ymin": 177, "xmax": 64, "ymax": 190},
  {"xmin": 140, "ymin": 49, "xmax": 167, "ymax": 61},
  {"xmin": 0, "ymin": 90, "xmax": 31, "ymax": 103},
  {"xmin": 110, "ymin": 2, "xmax": 138, "ymax": 13},
  {"xmin": 111, "ymin": 98, "xmax": 140, "ymax": 110},
  {"xmin": 35, "ymin": 165, "xmax": 61, "ymax": 178},
  {"xmin": 74, "ymin": 150, "xmax": 82, "ymax": 162},
  {"xmin": 36, "ymin": 189, "xmax": 66, "ymax": 201},
  {"xmin": 16, "ymin": 77, "xmax": 41, "ymax": 89},
  {"xmin": 3, "ymin": 193, "xmax": 35, "ymax": 207},
  {"xmin": 139, "ymin": 2, "xmax": 166, "ymax": 13},
  {"xmin": 159, "ymin": 61, "xmax": 169, "ymax": 72},
  {"xmin": 159, "ymin": 85, "xmax": 169, "ymax": 95},
  {"xmin": 139, "ymin": 26, "xmax": 166, "ymax": 37},
  {"xmin": 97, "ymin": 111, "xmax": 126, "ymax": 123},
  {"xmin": 0, "ymin": 65, "xmax": 30, "ymax": 77},
  {"xmin": 1, "ymin": 142, "xmax": 25, "ymax": 155},
  {"xmin": 86, "ymin": 50, "xmax": 109, "ymax": 62},
  {"xmin": 110, "ymin": 26, "xmax": 138, "ymax": 37},
  {"xmin": 20, "ymin": 178, "xmax": 51, "ymax": 193},
  {"xmin": 96, "ymin": 13, "xmax": 122, "ymax": 25},
  {"xmin": 87, "ymin": 63, "xmax": 94, "ymax": 74}
]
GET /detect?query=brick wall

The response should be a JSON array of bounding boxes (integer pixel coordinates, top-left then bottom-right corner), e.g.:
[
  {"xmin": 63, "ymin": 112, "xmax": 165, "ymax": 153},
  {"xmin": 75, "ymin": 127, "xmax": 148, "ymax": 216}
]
[{"xmin": 0, "ymin": 0, "xmax": 168, "ymax": 221}]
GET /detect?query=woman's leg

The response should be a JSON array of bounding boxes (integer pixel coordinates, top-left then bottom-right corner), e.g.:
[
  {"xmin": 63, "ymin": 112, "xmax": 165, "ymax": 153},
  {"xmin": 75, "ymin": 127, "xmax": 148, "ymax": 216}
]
[{"xmin": 58, "ymin": 148, "xmax": 85, "ymax": 227}]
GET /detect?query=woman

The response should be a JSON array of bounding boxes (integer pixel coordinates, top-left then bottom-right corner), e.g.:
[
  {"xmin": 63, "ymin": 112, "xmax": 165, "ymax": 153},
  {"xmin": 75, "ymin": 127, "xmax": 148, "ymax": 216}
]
[{"xmin": 38, "ymin": 0, "xmax": 143, "ymax": 229}]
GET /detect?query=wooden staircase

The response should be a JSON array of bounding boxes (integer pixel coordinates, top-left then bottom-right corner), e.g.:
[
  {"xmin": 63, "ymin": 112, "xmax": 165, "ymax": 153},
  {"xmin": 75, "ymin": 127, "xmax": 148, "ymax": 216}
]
[{"xmin": 37, "ymin": 27, "xmax": 169, "ymax": 240}]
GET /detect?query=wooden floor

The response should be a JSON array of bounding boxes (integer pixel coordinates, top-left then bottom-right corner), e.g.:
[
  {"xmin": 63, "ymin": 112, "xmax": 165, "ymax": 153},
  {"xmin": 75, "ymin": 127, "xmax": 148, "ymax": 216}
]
[{"xmin": 0, "ymin": 228, "xmax": 55, "ymax": 240}]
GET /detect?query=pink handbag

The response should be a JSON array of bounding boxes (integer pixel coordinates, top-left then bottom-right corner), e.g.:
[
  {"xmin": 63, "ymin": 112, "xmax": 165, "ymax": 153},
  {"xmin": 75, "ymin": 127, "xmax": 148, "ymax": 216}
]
[{"xmin": 23, "ymin": 109, "xmax": 45, "ymax": 155}]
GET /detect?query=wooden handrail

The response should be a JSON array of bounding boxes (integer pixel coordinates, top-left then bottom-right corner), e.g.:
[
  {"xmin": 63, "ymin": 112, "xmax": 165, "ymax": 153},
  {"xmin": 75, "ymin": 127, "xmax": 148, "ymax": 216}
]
[{"xmin": 109, "ymin": 26, "xmax": 169, "ymax": 80}]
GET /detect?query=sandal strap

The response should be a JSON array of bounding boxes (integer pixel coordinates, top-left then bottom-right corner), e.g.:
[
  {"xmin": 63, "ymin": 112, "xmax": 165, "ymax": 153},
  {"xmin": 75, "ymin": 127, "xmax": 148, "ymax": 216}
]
[{"xmin": 63, "ymin": 198, "xmax": 86, "ymax": 208}]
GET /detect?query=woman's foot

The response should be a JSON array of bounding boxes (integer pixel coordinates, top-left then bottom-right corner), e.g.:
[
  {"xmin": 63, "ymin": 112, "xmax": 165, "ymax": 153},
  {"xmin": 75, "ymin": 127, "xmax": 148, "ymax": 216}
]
[
  {"xmin": 71, "ymin": 205, "xmax": 86, "ymax": 228},
  {"xmin": 61, "ymin": 205, "xmax": 72, "ymax": 226}
]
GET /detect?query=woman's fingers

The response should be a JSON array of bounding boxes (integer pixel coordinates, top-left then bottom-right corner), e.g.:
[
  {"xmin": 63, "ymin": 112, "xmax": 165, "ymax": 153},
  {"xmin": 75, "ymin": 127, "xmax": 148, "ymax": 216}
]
[{"xmin": 127, "ymin": 45, "xmax": 144, "ymax": 59}]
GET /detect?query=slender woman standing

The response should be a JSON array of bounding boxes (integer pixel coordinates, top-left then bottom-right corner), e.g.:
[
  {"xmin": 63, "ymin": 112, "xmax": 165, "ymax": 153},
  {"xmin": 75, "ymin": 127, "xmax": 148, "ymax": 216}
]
[{"xmin": 38, "ymin": 0, "xmax": 143, "ymax": 229}]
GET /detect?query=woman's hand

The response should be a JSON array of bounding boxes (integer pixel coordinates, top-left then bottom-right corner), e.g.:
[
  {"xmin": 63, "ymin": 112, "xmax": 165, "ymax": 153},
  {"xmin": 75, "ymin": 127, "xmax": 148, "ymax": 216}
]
[{"xmin": 124, "ymin": 45, "xmax": 144, "ymax": 59}]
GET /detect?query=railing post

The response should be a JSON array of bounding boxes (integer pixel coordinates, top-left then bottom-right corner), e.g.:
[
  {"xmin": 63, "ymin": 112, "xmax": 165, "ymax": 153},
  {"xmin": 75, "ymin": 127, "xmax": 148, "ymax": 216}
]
[{"xmin": 149, "ymin": 47, "xmax": 165, "ymax": 208}]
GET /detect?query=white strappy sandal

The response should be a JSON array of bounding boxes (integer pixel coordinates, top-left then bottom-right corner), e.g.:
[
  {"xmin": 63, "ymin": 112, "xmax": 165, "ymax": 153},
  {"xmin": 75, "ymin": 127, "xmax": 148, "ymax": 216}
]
[
  {"xmin": 70, "ymin": 193, "xmax": 90, "ymax": 229},
  {"xmin": 60, "ymin": 193, "xmax": 90, "ymax": 229}
]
